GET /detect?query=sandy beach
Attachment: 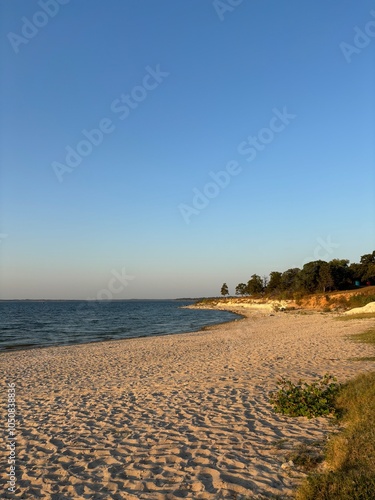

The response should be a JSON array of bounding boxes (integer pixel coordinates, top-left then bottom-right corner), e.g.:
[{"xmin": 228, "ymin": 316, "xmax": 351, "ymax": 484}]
[{"xmin": 1, "ymin": 309, "xmax": 374, "ymax": 499}]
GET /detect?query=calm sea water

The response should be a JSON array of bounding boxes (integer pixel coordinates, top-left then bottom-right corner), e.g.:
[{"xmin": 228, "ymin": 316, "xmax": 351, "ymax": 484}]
[{"xmin": 0, "ymin": 300, "xmax": 240, "ymax": 352}]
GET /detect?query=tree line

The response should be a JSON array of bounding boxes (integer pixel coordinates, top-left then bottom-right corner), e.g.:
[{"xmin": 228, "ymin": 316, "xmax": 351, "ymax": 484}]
[{"xmin": 220, "ymin": 250, "xmax": 375, "ymax": 298}]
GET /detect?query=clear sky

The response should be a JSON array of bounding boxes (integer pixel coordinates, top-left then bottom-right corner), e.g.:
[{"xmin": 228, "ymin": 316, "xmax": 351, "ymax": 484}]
[{"xmin": 0, "ymin": 0, "xmax": 374, "ymax": 299}]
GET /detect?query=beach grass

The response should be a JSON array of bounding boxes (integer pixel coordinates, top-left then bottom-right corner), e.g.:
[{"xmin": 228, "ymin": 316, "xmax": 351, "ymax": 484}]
[
  {"xmin": 336, "ymin": 312, "xmax": 375, "ymax": 321},
  {"xmin": 349, "ymin": 327, "xmax": 375, "ymax": 345},
  {"xmin": 349, "ymin": 327, "xmax": 375, "ymax": 361},
  {"xmin": 285, "ymin": 442, "xmax": 325, "ymax": 472},
  {"xmin": 295, "ymin": 329, "xmax": 375, "ymax": 500}
]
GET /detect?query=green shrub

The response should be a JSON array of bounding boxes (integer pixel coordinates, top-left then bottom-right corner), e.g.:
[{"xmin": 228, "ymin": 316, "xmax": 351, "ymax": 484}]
[
  {"xmin": 347, "ymin": 294, "xmax": 375, "ymax": 309},
  {"xmin": 269, "ymin": 374, "xmax": 340, "ymax": 419},
  {"xmin": 296, "ymin": 371, "xmax": 375, "ymax": 499}
]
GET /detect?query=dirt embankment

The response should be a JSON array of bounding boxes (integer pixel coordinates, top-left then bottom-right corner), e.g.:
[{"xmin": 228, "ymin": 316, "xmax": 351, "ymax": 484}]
[
  {"xmin": 196, "ymin": 286, "xmax": 375, "ymax": 313},
  {"xmin": 297, "ymin": 286, "xmax": 375, "ymax": 311}
]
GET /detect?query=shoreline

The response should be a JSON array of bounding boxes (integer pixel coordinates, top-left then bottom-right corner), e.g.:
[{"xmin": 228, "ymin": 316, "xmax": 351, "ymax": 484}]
[
  {"xmin": 1, "ymin": 309, "xmax": 374, "ymax": 499},
  {"xmin": 0, "ymin": 304, "xmax": 242, "ymax": 355}
]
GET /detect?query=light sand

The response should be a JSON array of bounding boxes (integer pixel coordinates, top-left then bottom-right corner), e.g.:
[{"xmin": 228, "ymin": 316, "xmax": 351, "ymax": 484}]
[
  {"xmin": 343, "ymin": 300, "xmax": 375, "ymax": 315},
  {"xmin": 1, "ymin": 309, "xmax": 374, "ymax": 499}
]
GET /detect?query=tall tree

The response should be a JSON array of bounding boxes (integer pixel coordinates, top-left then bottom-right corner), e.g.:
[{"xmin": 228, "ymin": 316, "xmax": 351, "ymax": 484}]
[
  {"xmin": 235, "ymin": 283, "xmax": 247, "ymax": 296},
  {"xmin": 246, "ymin": 274, "xmax": 264, "ymax": 295},
  {"xmin": 349, "ymin": 262, "xmax": 363, "ymax": 283},
  {"xmin": 360, "ymin": 251, "xmax": 375, "ymax": 284},
  {"xmin": 221, "ymin": 283, "xmax": 229, "ymax": 297},
  {"xmin": 279, "ymin": 268, "xmax": 300, "ymax": 292},
  {"xmin": 360, "ymin": 251, "xmax": 375, "ymax": 266},
  {"xmin": 329, "ymin": 259, "xmax": 351, "ymax": 290},
  {"xmin": 297, "ymin": 261, "xmax": 326, "ymax": 293},
  {"xmin": 267, "ymin": 271, "xmax": 282, "ymax": 294},
  {"xmin": 318, "ymin": 262, "xmax": 334, "ymax": 292}
]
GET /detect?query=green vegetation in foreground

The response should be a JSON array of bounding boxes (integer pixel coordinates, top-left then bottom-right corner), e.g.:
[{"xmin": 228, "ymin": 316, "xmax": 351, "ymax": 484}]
[
  {"xmin": 349, "ymin": 327, "xmax": 375, "ymax": 362},
  {"xmin": 295, "ymin": 327, "xmax": 375, "ymax": 499},
  {"xmin": 296, "ymin": 371, "xmax": 375, "ymax": 500},
  {"xmin": 350, "ymin": 327, "xmax": 375, "ymax": 345},
  {"xmin": 269, "ymin": 374, "xmax": 340, "ymax": 419}
]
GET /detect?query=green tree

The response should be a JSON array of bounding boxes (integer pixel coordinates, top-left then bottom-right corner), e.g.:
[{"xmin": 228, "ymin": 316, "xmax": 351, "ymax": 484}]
[
  {"xmin": 363, "ymin": 263, "xmax": 375, "ymax": 283},
  {"xmin": 235, "ymin": 283, "xmax": 247, "ymax": 296},
  {"xmin": 360, "ymin": 251, "xmax": 375, "ymax": 266},
  {"xmin": 297, "ymin": 261, "xmax": 327, "ymax": 293},
  {"xmin": 221, "ymin": 283, "xmax": 229, "ymax": 297},
  {"xmin": 262, "ymin": 275, "xmax": 269, "ymax": 289},
  {"xmin": 267, "ymin": 271, "xmax": 282, "ymax": 294},
  {"xmin": 349, "ymin": 262, "xmax": 364, "ymax": 283},
  {"xmin": 318, "ymin": 261, "xmax": 334, "ymax": 292},
  {"xmin": 279, "ymin": 268, "xmax": 300, "ymax": 292},
  {"xmin": 246, "ymin": 274, "xmax": 264, "ymax": 295},
  {"xmin": 328, "ymin": 253, "xmax": 375, "ymax": 287},
  {"xmin": 360, "ymin": 251, "xmax": 375, "ymax": 284},
  {"xmin": 329, "ymin": 259, "xmax": 351, "ymax": 290}
]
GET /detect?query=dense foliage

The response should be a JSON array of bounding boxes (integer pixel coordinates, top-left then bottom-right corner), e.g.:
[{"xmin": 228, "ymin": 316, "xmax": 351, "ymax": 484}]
[
  {"xmin": 231, "ymin": 251, "xmax": 375, "ymax": 297},
  {"xmin": 269, "ymin": 374, "xmax": 340, "ymax": 419}
]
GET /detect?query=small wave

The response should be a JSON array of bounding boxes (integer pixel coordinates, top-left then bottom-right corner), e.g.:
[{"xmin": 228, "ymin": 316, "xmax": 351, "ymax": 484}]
[{"xmin": 1, "ymin": 342, "xmax": 38, "ymax": 351}]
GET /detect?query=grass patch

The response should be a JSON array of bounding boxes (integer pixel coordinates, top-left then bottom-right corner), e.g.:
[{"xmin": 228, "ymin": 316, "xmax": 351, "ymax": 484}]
[
  {"xmin": 296, "ymin": 470, "xmax": 375, "ymax": 500},
  {"xmin": 350, "ymin": 328, "xmax": 375, "ymax": 345},
  {"xmin": 334, "ymin": 294, "xmax": 375, "ymax": 310},
  {"xmin": 336, "ymin": 312, "xmax": 375, "ymax": 321},
  {"xmin": 236, "ymin": 494, "xmax": 291, "ymax": 500},
  {"xmin": 349, "ymin": 328, "xmax": 375, "ymax": 361},
  {"xmin": 285, "ymin": 442, "xmax": 324, "ymax": 472},
  {"xmin": 346, "ymin": 294, "xmax": 375, "ymax": 308},
  {"xmin": 295, "ymin": 326, "xmax": 375, "ymax": 499},
  {"xmin": 295, "ymin": 371, "xmax": 375, "ymax": 500}
]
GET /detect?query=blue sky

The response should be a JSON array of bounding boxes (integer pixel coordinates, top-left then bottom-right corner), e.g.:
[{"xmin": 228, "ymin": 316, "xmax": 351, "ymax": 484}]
[{"xmin": 0, "ymin": 0, "xmax": 374, "ymax": 299}]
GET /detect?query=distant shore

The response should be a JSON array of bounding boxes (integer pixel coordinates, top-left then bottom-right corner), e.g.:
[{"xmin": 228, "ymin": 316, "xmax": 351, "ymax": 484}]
[{"xmin": 1, "ymin": 309, "xmax": 374, "ymax": 499}]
